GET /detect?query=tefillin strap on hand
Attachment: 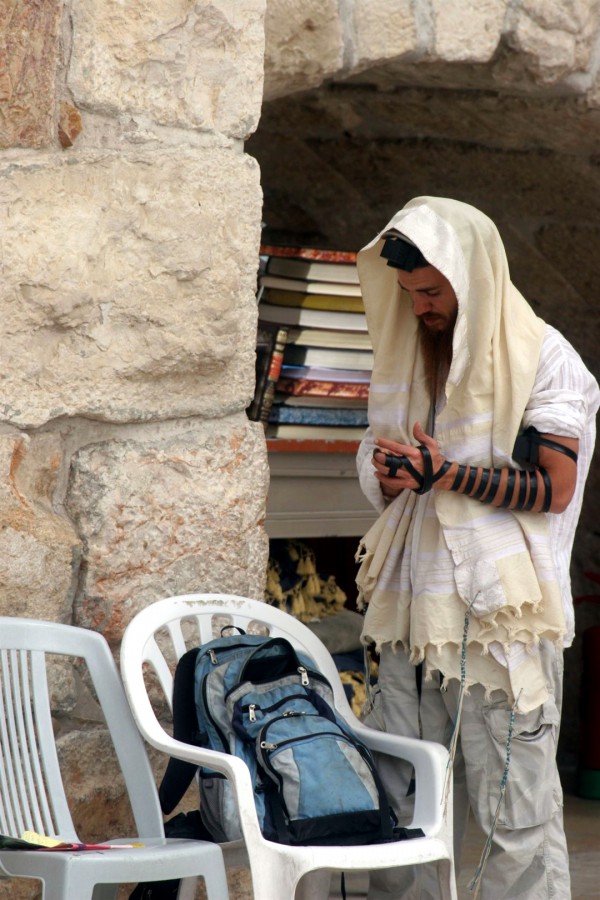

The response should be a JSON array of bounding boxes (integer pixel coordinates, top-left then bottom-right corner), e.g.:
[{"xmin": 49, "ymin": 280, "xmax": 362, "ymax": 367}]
[{"xmin": 382, "ymin": 446, "xmax": 451, "ymax": 494}]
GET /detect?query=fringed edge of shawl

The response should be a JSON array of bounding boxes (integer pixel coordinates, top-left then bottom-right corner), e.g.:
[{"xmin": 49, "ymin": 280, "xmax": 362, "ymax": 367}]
[{"xmin": 355, "ymin": 539, "xmax": 376, "ymax": 612}]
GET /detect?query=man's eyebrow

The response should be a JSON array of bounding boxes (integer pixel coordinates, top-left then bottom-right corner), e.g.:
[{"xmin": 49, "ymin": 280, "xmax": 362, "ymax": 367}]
[{"xmin": 397, "ymin": 280, "xmax": 438, "ymax": 293}]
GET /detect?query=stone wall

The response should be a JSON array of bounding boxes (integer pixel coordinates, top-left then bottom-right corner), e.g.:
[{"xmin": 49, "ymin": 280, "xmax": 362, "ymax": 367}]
[{"xmin": 0, "ymin": 1, "xmax": 266, "ymax": 897}]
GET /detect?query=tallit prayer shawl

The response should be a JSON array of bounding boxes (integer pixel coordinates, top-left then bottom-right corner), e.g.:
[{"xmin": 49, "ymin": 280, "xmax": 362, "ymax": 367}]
[{"xmin": 356, "ymin": 198, "xmax": 566, "ymax": 714}]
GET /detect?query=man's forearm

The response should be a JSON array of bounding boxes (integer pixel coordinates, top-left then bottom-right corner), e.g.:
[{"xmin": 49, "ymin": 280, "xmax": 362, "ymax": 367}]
[{"xmin": 435, "ymin": 462, "xmax": 552, "ymax": 513}]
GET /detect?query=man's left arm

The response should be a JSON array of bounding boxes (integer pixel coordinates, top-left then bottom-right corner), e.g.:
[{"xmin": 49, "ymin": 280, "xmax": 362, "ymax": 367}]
[{"xmin": 373, "ymin": 423, "xmax": 579, "ymax": 514}]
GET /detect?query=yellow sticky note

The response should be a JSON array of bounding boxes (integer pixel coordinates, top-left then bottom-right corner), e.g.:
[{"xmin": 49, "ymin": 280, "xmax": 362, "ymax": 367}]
[{"xmin": 21, "ymin": 831, "xmax": 63, "ymax": 848}]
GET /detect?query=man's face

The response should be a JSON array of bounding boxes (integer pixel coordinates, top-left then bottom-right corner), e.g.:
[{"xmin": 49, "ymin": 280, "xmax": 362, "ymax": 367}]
[{"xmin": 396, "ymin": 265, "xmax": 458, "ymax": 333}]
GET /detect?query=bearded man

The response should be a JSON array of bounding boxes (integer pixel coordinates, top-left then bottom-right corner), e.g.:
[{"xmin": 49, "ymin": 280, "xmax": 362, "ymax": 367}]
[{"xmin": 355, "ymin": 197, "xmax": 599, "ymax": 899}]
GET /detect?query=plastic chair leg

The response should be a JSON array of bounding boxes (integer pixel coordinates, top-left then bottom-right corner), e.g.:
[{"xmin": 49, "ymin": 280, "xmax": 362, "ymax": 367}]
[
  {"xmin": 201, "ymin": 865, "xmax": 230, "ymax": 900},
  {"xmin": 42, "ymin": 875, "xmax": 95, "ymax": 900},
  {"xmin": 92, "ymin": 886, "xmax": 119, "ymax": 900},
  {"xmin": 438, "ymin": 857, "xmax": 458, "ymax": 900},
  {"xmin": 249, "ymin": 863, "xmax": 303, "ymax": 900},
  {"xmin": 177, "ymin": 875, "xmax": 198, "ymax": 899},
  {"xmin": 295, "ymin": 869, "xmax": 333, "ymax": 900}
]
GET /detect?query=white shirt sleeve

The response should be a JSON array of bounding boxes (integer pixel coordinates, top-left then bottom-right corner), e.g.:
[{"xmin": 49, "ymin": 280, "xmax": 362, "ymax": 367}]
[
  {"xmin": 523, "ymin": 325, "xmax": 600, "ymax": 439},
  {"xmin": 523, "ymin": 325, "xmax": 599, "ymax": 648}
]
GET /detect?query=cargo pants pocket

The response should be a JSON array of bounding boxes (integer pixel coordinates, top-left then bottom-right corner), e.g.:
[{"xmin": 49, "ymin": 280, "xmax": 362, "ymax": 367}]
[{"xmin": 482, "ymin": 699, "xmax": 560, "ymax": 829}]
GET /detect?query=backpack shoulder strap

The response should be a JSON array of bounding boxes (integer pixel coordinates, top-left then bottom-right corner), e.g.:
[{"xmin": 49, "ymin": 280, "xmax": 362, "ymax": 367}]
[{"xmin": 159, "ymin": 647, "xmax": 202, "ymax": 814}]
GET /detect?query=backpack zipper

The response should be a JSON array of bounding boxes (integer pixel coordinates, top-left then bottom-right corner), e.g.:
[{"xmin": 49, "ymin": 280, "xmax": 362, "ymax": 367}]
[
  {"xmin": 198, "ymin": 638, "xmax": 268, "ymax": 752},
  {"xmin": 257, "ymin": 715, "xmax": 371, "ymax": 819},
  {"xmin": 242, "ymin": 690, "xmax": 320, "ymax": 724},
  {"xmin": 259, "ymin": 715, "xmax": 375, "ymax": 768}
]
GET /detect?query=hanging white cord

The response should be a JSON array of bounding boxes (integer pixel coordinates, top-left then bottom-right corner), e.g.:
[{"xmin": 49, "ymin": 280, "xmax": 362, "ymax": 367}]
[
  {"xmin": 442, "ymin": 607, "xmax": 471, "ymax": 813},
  {"xmin": 467, "ymin": 692, "xmax": 521, "ymax": 897}
]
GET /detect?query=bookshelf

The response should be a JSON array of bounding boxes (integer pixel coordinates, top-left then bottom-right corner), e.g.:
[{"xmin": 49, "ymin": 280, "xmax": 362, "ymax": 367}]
[
  {"xmin": 265, "ymin": 440, "xmax": 377, "ymax": 539},
  {"xmin": 253, "ymin": 245, "xmax": 377, "ymax": 612},
  {"xmin": 265, "ymin": 440, "xmax": 376, "ymax": 614}
]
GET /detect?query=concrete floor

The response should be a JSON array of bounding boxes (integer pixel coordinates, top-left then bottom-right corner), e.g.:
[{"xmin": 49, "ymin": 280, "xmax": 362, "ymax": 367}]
[{"xmin": 327, "ymin": 789, "xmax": 600, "ymax": 899}]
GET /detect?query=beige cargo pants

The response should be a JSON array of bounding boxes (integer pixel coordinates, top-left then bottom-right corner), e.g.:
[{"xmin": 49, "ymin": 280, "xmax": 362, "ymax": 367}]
[{"xmin": 366, "ymin": 640, "xmax": 571, "ymax": 899}]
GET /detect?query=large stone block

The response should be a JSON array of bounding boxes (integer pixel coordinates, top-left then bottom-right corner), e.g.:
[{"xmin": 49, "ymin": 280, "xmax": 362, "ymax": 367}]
[
  {"xmin": 68, "ymin": 0, "xmax": 266, "ymax": 139},
  {"xmin": 263, "ymin": 0, "xmax": 343, "ymax": 100},
  {"xmin": 0, "ymin": 879, "xmax": 40, "ymax": 899},
  {"xmin": 431, "ymin": 0, "xmax": 506, "ymax": 62},
  {"xmin": 56, "ymin": 728, "xmax": 137, "ymax": 840},
  {"xmin": 0, "ymin": 148, "xmax": 261, "ymax": 427},
  {"xmin": 503, "ymin": 0, "xmax": 600, "ymax": 87},
  {"xmin": 0, "ymin": 433, "xmax": 79, "ymax": 621},
  {"xmin": 351, "ymin": 0, "xmax": 417, "ymax": 70},
  {"xmin": 66, "ymin": 417, "xmax": 269, "ymax": 643},
  {"xmin": 0, "ymin": 0, "xmax": 61, "ymax": 149}
]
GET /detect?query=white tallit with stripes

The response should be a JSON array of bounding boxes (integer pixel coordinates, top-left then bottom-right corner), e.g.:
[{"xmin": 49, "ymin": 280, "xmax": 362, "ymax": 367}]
[{"xmin": 356, "ymin": 197, "xmax": 566, "ymax": 714}]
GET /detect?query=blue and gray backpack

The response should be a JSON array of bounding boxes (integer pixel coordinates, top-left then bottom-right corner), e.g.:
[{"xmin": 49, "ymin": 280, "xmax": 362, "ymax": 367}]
[{"xmin": 159, "ymin": 629, "xmax": 398, "ymax": 846}]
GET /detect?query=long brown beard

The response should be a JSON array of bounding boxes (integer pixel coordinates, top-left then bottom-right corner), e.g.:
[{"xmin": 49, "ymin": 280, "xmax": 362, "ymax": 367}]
[{"xmin": 418, "ymin": 316, "xmax": 456, "ymax": 404}]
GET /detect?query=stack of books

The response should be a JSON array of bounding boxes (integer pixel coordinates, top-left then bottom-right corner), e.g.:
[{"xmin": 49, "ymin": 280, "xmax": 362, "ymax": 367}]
[{"xmin": 248, "ymin": 245, "xmax": 372, "ymax": 443}]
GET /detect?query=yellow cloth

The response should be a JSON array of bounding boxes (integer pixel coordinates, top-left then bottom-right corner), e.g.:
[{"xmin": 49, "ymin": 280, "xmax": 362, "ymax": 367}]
[
  {"xmin": 356, "ymin": 197, "xmax": 565, "ymax": 713},
  {"xmin": 265, "ymin": 540, "xmax": 347, "ymax": 622}
]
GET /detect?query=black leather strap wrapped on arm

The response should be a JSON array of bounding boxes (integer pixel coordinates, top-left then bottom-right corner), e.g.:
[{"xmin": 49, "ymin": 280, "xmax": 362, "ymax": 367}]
[{"xmin": 446, "ymin": 463, "xmax": 553, "ymax": 512}]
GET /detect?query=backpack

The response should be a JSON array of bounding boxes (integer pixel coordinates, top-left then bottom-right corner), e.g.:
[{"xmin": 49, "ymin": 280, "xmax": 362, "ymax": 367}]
[{"xmin": 159, "ymin": 629, "xmax": 396, "ymax": 847}]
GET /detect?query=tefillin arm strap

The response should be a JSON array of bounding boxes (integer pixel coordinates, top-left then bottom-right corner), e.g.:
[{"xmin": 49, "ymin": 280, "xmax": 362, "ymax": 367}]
[
  {"xmin": 449, "ymin": 464, "xmax": 553, "ymax": 512},
  {"xmin": 379, "ymin": 427, "xmax": 575, "ymax": 509},
  {"xmin": 447, "ymin": 427, "xmax": 578, "ymax": 513}
]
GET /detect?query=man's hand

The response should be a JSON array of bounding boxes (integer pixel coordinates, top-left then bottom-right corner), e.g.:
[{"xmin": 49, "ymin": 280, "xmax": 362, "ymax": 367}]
[{"xmin": 372, "ymin": 422, "xmax": 448, "ymax": 497}]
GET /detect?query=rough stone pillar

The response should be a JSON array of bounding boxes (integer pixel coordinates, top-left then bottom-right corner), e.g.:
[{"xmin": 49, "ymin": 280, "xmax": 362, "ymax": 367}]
[{"xmin": 0, "ymin": 2, "xmax": 267, "ymax": 897}]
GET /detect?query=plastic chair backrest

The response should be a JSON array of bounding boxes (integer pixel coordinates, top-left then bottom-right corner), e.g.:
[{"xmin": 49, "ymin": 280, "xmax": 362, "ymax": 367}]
[
  {"xmin": 128, "ymin": 592, "xmax": 358, "ymax": 726},
  {"xmin": 0, "ymin": 618, "xmax": 165, "ymax": 842}
]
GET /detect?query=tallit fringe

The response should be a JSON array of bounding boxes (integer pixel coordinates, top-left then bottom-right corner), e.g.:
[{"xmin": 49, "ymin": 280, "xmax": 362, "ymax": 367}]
[
  {"xmin": 474, "ymin": 599, "xmax": 545, "ymax": 638},
  {"xmin": 355, "ymin": 544, "xmax": 377, "ymax": 612},
  {"xmin": 408, "ymin": 646, "xmax": 426, "ymax": 666},
  {"xmin": 355, "ymin": 540, "xmax": 369, "ymax": 564}
]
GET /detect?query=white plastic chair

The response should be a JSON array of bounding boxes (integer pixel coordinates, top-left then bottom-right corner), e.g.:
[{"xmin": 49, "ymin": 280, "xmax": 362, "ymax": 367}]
[
  {"xmin": 0, "ymin": 617, "xmax": 229, "ymax": 900},
  {"xmin": 120, "ymin": 593, "xmax": 457, "ymax": 900}
]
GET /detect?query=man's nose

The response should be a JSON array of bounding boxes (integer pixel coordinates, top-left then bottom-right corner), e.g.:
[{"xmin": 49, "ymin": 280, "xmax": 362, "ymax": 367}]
[{"xmin": 413, "ymin": 296, "xmax": 432, "ymax": 316}]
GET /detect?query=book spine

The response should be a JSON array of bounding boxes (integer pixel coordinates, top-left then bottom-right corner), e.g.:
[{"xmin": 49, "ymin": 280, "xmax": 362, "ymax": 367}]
[
  {"xmin": 260, "ymin": 244, "xmax": 357, "ymax": 264},
  {"xmin": 247, "ymin": 339, "xmax": 270, "ymax": 421},
  {"xmin": 258, "ymin": 327, "xmax": 288, "ymax": 425},
  {"xmin": 268, "ymin": 406, "xmax": 369, "ymax": 426}
]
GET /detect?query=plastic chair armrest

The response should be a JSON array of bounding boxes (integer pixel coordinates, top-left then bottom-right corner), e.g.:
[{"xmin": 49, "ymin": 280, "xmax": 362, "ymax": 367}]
[{"xmin": 353, "ymin": 725, "xmax": 449, "ymax": 834}]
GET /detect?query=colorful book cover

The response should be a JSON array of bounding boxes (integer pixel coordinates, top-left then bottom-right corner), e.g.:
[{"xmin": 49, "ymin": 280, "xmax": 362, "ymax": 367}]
[
  {"xmin": 277, "ymin": 377, "xmax": 370, "ymax": 399},
  {"xmin": 260, "ymin": 244, "xmax": 357, "ymax": 265},
  {"xmin": 269, "ymin": 405, "xmax": 369, "ymax": 426}
]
